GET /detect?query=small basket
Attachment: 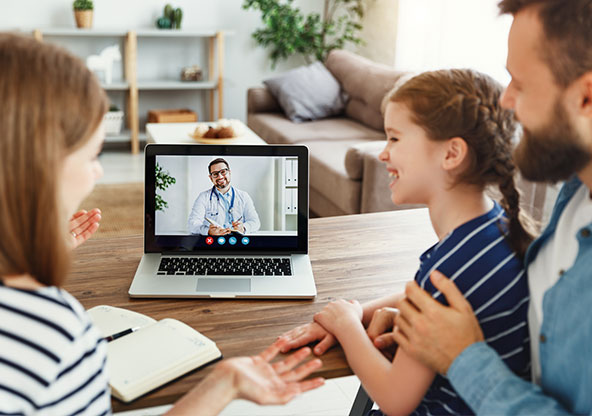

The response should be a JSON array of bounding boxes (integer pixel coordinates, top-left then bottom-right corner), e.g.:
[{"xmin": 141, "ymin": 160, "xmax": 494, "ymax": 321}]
[
  {"xmin": 148, "ymin": 109, "xmax": 198, "ymax": 123},
  {"xmin": 103, "ymin": 111, "xmax": 124, "ymax": 135}
]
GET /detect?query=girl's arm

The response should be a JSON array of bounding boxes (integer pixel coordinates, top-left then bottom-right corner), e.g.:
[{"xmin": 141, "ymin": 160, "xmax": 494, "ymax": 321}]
[{"xmin": 314, "ymin": 300, "xmax": 435, "ymax": 416}]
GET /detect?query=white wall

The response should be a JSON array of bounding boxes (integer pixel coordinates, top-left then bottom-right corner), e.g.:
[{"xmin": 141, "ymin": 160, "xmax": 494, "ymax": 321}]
[{"xmin": 0, "ymin": 0, "xmax": 322, "ymax": 123}]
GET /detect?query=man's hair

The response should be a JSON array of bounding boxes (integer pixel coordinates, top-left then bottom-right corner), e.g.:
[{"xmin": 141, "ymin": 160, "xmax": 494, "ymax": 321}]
[
  {"xmin": 0, "ymin": 34, "xmax": 108, "ymax": 286},
  {"xmin": 499, "ymin": 0, "xmax": 592, "ymax": 87},
  {"xmin": 208, "ymin": 158, "xmax": 229, "ymax": 174}
]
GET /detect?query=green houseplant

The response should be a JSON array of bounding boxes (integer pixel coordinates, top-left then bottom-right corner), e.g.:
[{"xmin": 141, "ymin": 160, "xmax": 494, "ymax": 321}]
[
  {"xmin": 155, "ymin": 162, "xmax": 176, "ymax": 212},
  {"xmin": 243, "ymin": 0, "xmax": 366, "ymax": 68},
  {"xmin": 73, "ymin": 0, "xmax": 94, "ymax": 28}
]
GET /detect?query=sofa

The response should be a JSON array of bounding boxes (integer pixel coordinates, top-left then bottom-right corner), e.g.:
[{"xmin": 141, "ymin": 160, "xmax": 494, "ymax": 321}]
[
  {"xmin": 247, "ymin": 50, "xmax": 548, "ymax": 223},
  {"xmin": 247, "ymin": 49, "xmax": 420, "ymax": 217}
]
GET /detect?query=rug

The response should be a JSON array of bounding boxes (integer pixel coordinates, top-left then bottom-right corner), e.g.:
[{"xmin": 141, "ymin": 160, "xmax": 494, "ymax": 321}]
[{"xmin": 79, "ymin": 183, "xmax": 144, "ymax": 239}]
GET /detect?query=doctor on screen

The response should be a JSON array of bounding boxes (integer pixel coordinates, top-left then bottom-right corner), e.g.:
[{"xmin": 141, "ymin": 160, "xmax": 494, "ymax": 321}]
[{"xmin": 187, "ymin": 158, "xmax": 261, "ymax": 236}]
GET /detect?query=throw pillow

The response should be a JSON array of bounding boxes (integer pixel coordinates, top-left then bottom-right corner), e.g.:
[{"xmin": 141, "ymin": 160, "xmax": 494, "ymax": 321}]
[{"xmin": 264, "ymin": 61, "xmax": 348, "ymax": 123}]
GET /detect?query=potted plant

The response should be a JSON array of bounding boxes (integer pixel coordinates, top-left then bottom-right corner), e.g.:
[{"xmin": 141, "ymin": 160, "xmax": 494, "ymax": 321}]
[
  {"xmin": 73, "ymin": 0, "xmax": 94, "ymax": 29},
  {"xmin": 103, "ymin": 104, "xmax": 124, "ymax": 136},
  {"xmin": 243, "ymin": 0, "xmax": 366, "ymax": 68}
]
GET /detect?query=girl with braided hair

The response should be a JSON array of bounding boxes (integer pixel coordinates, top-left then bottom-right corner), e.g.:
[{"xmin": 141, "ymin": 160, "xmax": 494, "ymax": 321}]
[{"xmin": 280, "ymin": 68, "xmax": 535, "ymax": 415}]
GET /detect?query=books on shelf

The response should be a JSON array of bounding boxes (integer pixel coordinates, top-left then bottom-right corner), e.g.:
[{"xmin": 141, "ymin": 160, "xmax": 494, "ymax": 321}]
[{"xmin": 88, "ymin": 305, "xmax": 222, "ymax": 403}]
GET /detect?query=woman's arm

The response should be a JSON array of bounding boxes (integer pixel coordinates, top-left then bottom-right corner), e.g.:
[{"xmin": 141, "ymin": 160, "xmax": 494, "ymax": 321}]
[
  {"xmin": 315, "ymin": 299, "xmax": 435, "ymax": 416},
  {"xmin": 166, "ymin": 340, "xmax": 324, "ymax": 416}
]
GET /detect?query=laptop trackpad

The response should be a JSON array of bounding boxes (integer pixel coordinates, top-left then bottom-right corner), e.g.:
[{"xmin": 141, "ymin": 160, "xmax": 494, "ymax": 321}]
[{"xmin": 196, "ymin": 278, "xmax": 251, "ymax": 292}]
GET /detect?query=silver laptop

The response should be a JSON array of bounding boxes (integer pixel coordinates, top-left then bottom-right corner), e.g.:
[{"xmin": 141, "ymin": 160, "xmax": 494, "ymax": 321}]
[{"xmin": 129, "ymin": 144, "xmax": 316, "ymax": 298}]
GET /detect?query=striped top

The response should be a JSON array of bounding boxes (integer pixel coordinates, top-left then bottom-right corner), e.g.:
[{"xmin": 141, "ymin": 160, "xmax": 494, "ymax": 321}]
[
  {"xmin": 411, "ymin": 202, "xmax": 530, "ymax": 416},
  {"xmin": 0, "ymin": 282, "xmax": 110, "ymax": 416}
]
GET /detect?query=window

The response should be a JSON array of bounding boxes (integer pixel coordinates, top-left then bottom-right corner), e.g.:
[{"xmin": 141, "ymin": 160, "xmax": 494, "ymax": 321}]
[{"xmin": 395, "ymin": 0, "xmax": 512, "ymax": 84}]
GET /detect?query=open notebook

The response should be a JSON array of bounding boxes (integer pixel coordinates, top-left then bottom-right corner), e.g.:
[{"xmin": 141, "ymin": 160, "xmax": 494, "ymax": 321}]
[{"xmin": 88, "ymin": 305, "xmax": 222, "ymax": 402}]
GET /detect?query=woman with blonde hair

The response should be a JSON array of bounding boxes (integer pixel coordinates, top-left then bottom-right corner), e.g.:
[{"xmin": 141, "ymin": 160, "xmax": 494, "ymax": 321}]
[{"xmin": 0, "ymin": 33, "xmax": 323, "ymax": 415}]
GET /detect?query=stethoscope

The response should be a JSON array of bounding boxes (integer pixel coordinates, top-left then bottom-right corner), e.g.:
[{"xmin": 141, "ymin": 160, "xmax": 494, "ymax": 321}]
[{"xmin": 208, "ymin": 186, "xmax": 236, "ymax": 217}]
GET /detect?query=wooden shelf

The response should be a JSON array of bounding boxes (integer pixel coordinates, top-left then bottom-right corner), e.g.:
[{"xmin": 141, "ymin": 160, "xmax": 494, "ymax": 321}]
[
  {"xmin": 105, "ymin": 129, "xmax": 147, "ymax": 143},
  {"xmin": 33, "ymin": 28, "xmax": 226, "ymax": 154},
  {"xmin": 137, "ymin": 80, "xmax": 217, "ymax": 90},
  {"xmin": 101, "ymin": 81, "xmax": 130, "ymax": 91}
]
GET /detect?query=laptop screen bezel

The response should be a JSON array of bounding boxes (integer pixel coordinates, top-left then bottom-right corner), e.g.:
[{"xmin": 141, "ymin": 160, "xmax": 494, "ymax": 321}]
[{"xmin": 144, "ymin": 143, "xmax": 309, "ymax": 254}]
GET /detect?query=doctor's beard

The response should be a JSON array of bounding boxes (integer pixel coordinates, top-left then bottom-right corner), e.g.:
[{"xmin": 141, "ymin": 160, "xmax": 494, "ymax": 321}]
[{"xmin": 215, "ymin": 177, "xmax": 230, "ymax": 191}]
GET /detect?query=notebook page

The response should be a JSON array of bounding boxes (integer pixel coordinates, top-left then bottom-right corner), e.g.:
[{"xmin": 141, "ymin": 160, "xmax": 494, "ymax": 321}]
[
  {"xmin": 87, "ymin": 305, "xmax": 157, "ymax": 337},
  {"xmin": 107, "ymin": 318, "xmax": 220, "ymax": 401}
]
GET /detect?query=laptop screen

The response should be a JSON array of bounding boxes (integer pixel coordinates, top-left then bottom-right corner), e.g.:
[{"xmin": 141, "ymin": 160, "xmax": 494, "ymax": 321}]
[{"xmin": 144, "ymin": 144, "xmax": 308, "ymax": 254}]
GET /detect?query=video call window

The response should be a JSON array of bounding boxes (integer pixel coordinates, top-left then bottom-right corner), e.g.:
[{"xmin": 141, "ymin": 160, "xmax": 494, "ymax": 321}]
[{"xmin": 154, "ymin": 155, "xmax": 298, "ymax": 236}]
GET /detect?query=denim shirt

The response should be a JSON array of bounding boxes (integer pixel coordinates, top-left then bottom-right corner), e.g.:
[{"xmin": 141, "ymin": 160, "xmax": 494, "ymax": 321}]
[{"xmin": 447, "ymin": 176, "xmax": 592, "ymax": 415}]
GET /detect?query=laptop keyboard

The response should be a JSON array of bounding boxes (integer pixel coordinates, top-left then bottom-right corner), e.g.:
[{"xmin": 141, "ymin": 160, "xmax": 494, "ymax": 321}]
[{"xmin": 157, "ymin": 257, "xmax": 292, "ymax": 276}]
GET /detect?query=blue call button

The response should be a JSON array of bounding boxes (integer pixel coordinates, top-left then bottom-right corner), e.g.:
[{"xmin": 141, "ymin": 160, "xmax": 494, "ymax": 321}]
[{"xmin": 217, "ymin": 237, "xmax": 226, "ymax": 245}]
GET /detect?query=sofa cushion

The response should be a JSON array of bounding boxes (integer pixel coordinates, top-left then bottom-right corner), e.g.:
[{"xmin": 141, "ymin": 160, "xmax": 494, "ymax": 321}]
[
  {"xmin": 326, "ymin": 50, "xmax": 406, "ymax": 131},
  {"xmin": 263, "ymin": 61, "xmax": 348, "ymax": 123},
  {"xmin": 305, "ymin": 139, "xmax": 366, "ymax": 215},
  {"xmin": 247, "ymin": 113, "xmax": 385, "ymax": 145}
]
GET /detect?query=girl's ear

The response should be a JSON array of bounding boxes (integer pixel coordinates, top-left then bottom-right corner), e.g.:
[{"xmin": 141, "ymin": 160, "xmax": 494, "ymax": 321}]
[{"xmin": 442, "ymin": 137, "xmax": 468, "ymax": 171}]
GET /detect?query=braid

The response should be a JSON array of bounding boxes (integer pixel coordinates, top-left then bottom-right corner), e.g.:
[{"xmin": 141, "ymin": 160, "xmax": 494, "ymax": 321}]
[{"xmin": 495, "ymin": 152, "xmax": 535, "ymax": 259}]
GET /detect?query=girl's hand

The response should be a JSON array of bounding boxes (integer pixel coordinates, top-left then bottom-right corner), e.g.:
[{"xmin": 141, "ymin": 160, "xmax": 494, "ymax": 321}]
[
  {"xmin": 313, "ymin": 299, "xmax": 363, "ymax": 338},
  {"xmin": 69, "ymin": 208, "xmax": 101, "ymax": 249},
  {"xmin": 278, "ymin": 322, "xmax": 338, "ymax": 356}
]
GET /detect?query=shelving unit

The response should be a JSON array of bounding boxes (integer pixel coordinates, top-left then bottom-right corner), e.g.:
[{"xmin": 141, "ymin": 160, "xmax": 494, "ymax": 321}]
[
  {"xmin": 275, "ymin": 157, "xmax": 298, "ymax": 232},
  {"xmin": 32, "ymin": 28, "xmax": 226, "ymax": 154}
]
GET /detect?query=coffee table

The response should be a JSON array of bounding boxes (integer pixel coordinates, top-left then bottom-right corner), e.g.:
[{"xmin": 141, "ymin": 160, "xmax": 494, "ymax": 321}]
[{"xmin": 146, "ymin": 120, "xmax": 267, "ymax": 145}]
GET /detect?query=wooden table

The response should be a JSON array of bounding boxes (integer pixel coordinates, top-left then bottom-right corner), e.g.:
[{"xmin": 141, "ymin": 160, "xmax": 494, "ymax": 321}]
[
  {"xmin": 146, "ymin": 121, "xmax": 267, "ymax": 145},
  {"xmin": 65, "ymin": 208, "xmax": 436, "ymax": 412}
]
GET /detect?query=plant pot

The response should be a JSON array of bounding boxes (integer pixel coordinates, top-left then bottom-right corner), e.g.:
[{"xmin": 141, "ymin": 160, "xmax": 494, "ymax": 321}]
[
  {"xmin": 103, "ymin": 110, "xmax": 124, "ymax": 135},
  {"xmin": 74, "ymin": 10, "xmax": 93, "ymax": 29}
]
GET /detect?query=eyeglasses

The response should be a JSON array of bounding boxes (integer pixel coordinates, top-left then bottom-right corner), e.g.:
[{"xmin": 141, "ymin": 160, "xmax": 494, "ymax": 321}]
[{"xmin": 210, "ymin": 168, "xmax": 229, "ymax": 178}]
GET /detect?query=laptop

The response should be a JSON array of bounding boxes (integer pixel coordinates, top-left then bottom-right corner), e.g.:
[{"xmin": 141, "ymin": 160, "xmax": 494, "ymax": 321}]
[{"xmin": 129, "ymin": 144, "xmax": 316, "ymax": 298}]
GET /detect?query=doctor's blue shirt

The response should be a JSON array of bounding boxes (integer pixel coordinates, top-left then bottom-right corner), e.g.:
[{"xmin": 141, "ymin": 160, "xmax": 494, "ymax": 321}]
[{"xmin": 187, "ymin": 186, "xmax": 261, "ymax": 235}]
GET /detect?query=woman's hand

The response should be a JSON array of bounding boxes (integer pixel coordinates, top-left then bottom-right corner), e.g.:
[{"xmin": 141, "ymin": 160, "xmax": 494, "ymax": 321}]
[
  {"xmin": 69, "ymin": 208, "xmax": 101, "ymax": 248},
  {"xmin": 313, "ymin": 299, "xmax": 363, "ymax": 339},
  {"xmin": 222, "ymin": 339, "xmax": 324, "ymax": 404},
  {"xmin": 278, "ymin": 322, "xmax": 338, "ymax": 356},
  {"xmin": 168, "ymin": 339, "xmax": 324, "ymax": 415}
]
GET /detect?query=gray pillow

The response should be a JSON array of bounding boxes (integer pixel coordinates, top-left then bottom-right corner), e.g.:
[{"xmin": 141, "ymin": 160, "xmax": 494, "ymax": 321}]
[{"xmin": 263, "ymin": 61, "xmax": 348, "ymax": 123}]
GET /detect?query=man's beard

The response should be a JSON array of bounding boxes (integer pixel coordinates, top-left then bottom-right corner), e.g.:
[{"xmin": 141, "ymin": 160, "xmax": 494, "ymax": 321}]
[{"xmin": 514, "ymin": 101, "xmax": 592, "ymax": 183}]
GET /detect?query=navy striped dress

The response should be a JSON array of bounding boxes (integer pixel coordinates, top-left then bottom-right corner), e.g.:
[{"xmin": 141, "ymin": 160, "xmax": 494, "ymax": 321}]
[
  {"xmin": 371, "ymin": 202, "xmax": 530, "ymax": 416},
  {"xmin": 0, "ymin": 281, "xmax": 110, "ymax": 415},
  {"xmin": 413, "ymin": 202, "xmax": 530, "ymax": 415}
]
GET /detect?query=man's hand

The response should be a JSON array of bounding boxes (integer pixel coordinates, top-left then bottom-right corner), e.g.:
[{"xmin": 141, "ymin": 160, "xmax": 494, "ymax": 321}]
[
  {"xmin": 278, "ymin": 322, "xmax": 337, "ymax": 356},
  {"xmin": 69, "ymin": 208, "xmax": 101, "ymax": 249},
  {"xmin": 366, "ymin": 307, "xmax": 399, "ymax": 360},
  {"xmin": 209, "ymin": 225, "xmax": 231, "ymax": 236},
  {"xmin": 232, "ymin": 220, "xmax": 245, "ymax": 233},
  {"xmin": 393, "ymin": 271, "xmax": 484, "ymax": 375},
  {"xmin": 221, "ymin": 339, "xmax": 324, "ymax": 405},
  {"xmin": 313, "ymin": 299, "xmax": 363, "ymax": 339}
]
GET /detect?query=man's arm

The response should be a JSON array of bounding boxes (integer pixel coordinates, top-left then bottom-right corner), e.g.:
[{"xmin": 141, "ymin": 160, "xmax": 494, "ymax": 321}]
[
  {"xmin": 448, "ymin": 342, "xmax": 574, "ymax": 414},
  {"xmin": 394, "ymin": 271, "xmax": 576, "ymax": 415},
  {"xmin": 187, "ymin": 193, "xmax": 210, "ymax": 235}
]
